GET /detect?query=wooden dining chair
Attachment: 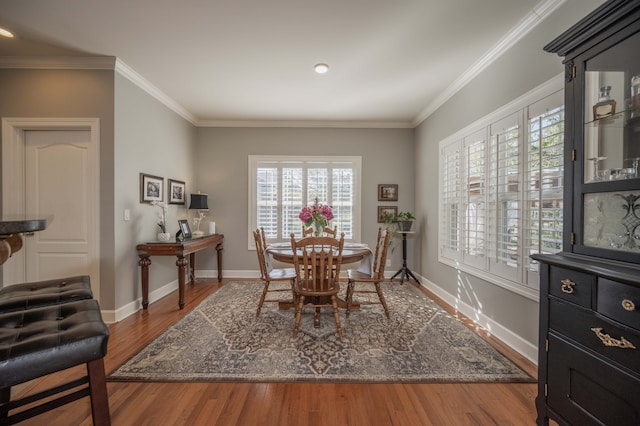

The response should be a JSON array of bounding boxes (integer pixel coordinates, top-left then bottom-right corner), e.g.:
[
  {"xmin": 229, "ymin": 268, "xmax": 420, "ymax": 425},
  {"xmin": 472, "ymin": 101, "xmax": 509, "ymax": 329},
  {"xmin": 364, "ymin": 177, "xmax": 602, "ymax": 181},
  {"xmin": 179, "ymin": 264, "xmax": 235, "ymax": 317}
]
[
  {"xmin": 301, "ymin": 225, "xmax": 337, "ymax": 237},
  {"xmin": 253, "ymin": 228, "xmax": 296, "ymax": 317},
  {"xmin": 346, "ymin": 227, "xmax": 392, "ymax": 319},
  {"xmin": 290, "ymin": 232, "xmax": 345, "ymax": 339}
]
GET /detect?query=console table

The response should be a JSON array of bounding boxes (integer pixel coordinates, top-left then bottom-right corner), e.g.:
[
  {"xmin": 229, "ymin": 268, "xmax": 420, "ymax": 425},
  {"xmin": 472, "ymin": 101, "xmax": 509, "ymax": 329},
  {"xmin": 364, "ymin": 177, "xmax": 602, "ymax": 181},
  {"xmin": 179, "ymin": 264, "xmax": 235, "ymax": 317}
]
[
  {"xmin": 0, "ymin": 216, "xmax": 49, "ymax": 265},
  {"xmin": 136, "ymin": 233, "xmax": 223, "ymax": 310},
  {"xmin": 390, "ymin": 231, "xmax": 420, "ymax": 284}
]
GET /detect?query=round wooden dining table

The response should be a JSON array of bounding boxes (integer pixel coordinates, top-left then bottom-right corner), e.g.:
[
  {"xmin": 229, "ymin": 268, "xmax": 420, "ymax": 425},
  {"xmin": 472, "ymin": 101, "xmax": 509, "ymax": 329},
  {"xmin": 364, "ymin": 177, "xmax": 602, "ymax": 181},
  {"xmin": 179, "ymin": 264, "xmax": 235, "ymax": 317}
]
[{"xmin": 265, "ymin": 244, "xmax": 370, "ymax": 327}]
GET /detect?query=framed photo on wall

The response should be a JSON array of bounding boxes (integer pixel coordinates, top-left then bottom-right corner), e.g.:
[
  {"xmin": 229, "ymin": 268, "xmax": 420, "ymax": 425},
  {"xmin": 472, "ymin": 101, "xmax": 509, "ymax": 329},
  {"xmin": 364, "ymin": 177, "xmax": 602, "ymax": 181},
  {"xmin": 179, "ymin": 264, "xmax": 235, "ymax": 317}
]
[
  {"xmin": 378, "ymin": 184, "xmax": 398, "ymax": 201},
  {"xmin": 168, "ymin": 179, "xmax": 186, "ymax": 205},
  {"xmin": 140, "ymin": 173, "xmax": 164, "ymax": 203},
  {"xmin": 377, "ymin": 206, "xmax": 397, "ymax": 223}
]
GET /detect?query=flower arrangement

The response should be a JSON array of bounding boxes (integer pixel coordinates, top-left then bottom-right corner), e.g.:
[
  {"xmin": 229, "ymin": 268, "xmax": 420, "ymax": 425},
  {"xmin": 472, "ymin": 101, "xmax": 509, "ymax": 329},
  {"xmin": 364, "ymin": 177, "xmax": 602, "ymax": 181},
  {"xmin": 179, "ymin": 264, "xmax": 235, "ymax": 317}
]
[
  {"xmin": 150, "ymin": 201, "xmax": 168, "ymax": 233},
  {"xmin": 299, "ymin": 198, "xmax": 333, "ymax": 236}
]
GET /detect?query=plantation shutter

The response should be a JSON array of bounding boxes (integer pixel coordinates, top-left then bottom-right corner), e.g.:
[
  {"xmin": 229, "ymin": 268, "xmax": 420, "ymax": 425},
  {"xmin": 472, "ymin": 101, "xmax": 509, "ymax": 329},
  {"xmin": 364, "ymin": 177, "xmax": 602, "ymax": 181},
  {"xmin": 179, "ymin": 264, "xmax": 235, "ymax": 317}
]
[
  {"xmin": 525, "ymin": 91, "xmax": 564, "ymax": 286},
  {"xmin": 462, "ymin": 129, "xmax": 487, "ymax": 268},
  {"xmin": 440, "ymin": 142, "xmax": 461, "ymax": 260},
  {"xmin": 250, "ymin": 156, "xmax": 360, "ymax": 246},
  {"xmin": 488, "ymin": 113, "xmax": 522, "ymax": 281}
]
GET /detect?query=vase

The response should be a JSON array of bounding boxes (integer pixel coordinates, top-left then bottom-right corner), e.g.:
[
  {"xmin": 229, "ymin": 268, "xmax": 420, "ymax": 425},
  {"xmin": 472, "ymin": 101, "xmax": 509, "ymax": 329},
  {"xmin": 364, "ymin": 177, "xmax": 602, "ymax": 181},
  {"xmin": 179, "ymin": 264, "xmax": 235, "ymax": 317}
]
[
  {"xmin": 157, "ymin": 232, "xmax": 171, "ymax": 242},
  {"xmin": 312, "ymin": 221, "xmax": 324, "ymax": 237}
]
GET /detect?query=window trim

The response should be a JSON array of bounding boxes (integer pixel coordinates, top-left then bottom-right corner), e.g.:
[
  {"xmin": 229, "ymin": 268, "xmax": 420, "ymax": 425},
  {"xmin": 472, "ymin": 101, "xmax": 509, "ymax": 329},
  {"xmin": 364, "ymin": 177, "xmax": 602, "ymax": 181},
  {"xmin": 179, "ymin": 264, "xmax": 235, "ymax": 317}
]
[
  {"xmin": 248, "ymin": 155, "xmax": 362, "ymax": 249},
  {"xmin": 438, "ymin": 74, "xmax": 564, "ymax": 302}
]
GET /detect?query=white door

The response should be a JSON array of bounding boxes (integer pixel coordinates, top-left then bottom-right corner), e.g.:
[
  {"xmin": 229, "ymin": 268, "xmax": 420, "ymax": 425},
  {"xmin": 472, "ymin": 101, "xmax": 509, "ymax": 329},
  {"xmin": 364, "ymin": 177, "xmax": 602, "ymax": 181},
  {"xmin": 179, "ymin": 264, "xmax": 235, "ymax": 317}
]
[
  {"xmin": 24, "ymin": 130, "xmax": 97, "ymax": 282},
  {"xmin": 2, "ymin": 118, "xmax": 100, "ymax": 298}
]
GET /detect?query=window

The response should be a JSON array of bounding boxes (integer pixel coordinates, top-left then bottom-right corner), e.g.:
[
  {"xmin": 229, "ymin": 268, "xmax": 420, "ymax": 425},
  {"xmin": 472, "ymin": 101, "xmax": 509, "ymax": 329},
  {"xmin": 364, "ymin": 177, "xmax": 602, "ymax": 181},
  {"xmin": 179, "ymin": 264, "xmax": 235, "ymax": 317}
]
[
  {"xmin": 439, "ymin": 80, "xmax": 564, "ymax": 300},
  {"xmin": 249, "ymin": 155, "xmax": 361, "ymax": 247}
]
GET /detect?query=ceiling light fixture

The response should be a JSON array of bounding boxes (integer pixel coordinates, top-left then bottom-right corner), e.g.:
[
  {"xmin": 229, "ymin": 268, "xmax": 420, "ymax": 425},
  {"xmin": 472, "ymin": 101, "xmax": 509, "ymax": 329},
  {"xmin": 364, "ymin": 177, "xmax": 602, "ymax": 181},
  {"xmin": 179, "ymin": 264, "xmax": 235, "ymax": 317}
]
[
  {"xmin": 0, "ymin": 27, "xmax": 15, "ymax": 38},
  {"xmin": 314, "ymin": 63, "xmax": 329, "ymax": 74}
]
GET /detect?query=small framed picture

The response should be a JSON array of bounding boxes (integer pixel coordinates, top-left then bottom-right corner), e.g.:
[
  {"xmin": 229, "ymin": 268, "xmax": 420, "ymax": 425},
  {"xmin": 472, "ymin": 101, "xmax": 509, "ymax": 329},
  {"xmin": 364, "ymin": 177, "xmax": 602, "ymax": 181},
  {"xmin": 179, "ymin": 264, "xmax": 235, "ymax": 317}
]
[
  {"xmin": 168, "ymin": 179, "xmax": 186, "ymax": 205},
  {"xmin": 178, "ymin": 219, "xmax": 192, "ymax": 239},
  {"xmin": 140, "ymin": 173, "xmax": 164, "ymax": 203},
  {"xmin": 378, "ymin": 206, "xmax": 397, "ymax": 223},
  {"xmin": 378, "ymin": 184, "xmax": 398, "ymax": 201}
]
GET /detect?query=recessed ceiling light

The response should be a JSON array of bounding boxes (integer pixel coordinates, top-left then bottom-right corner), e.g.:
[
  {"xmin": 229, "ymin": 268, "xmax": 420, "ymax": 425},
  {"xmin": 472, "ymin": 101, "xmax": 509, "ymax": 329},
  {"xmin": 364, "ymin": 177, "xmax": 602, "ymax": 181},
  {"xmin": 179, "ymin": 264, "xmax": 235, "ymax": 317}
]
[
  {"xmin": 314, "ymin": 63, "xmax": 329, "ymax": 74},
  {"xmin": 0, "ymin": 27, "xmax": 15, "ymax": 38}
]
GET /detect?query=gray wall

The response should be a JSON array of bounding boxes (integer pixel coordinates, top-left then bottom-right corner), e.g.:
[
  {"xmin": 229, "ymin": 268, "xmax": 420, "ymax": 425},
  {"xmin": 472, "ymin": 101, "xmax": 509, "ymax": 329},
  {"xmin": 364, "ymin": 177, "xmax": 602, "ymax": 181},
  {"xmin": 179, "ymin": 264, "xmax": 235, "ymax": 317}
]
[
  {"xmin": 114, "ymin": 73, "xmax": 197, "ymax": 310},
  {"xmin": 414, "ymin": 0, "xmax": 604, "ymax": 348},
  {"xmin": 193, "ymin": 127, "xmax": 415, "ymax": 273},
  {"xmin": 0, "ymin": 68, "xmax": 116, "ymax": 307}
]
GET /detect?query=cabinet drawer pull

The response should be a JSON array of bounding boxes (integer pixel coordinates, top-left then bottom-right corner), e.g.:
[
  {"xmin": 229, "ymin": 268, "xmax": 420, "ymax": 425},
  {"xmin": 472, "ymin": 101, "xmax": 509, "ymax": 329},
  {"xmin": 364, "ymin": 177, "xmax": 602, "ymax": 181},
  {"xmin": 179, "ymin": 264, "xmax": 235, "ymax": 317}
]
[
  {"xmin": 621, "ymin": 299, "xmax": 636, "ymax": 312},
  {"xmin": 560, "ymin": 279, "xmax": 575, "ymax": 294},
  {"xmin": 591, "ymin": 327, "xmax": 636, "ymax": 349}
]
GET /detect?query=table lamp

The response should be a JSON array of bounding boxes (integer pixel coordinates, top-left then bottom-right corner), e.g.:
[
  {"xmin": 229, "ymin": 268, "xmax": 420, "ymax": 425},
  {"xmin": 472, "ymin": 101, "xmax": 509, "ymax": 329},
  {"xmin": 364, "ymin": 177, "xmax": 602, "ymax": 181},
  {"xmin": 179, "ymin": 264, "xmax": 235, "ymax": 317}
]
[{"xmin": 189, "ymin": 193, "xmax": 209, "ymax": 236}]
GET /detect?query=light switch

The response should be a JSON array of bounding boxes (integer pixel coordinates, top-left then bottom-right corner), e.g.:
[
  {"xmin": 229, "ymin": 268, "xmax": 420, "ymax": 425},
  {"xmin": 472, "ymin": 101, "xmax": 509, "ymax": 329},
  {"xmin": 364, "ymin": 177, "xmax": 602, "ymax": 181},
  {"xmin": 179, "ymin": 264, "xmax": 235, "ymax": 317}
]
[{"xmin": 124, "ymin": 209, "xmax": 130, "ymax": 221}]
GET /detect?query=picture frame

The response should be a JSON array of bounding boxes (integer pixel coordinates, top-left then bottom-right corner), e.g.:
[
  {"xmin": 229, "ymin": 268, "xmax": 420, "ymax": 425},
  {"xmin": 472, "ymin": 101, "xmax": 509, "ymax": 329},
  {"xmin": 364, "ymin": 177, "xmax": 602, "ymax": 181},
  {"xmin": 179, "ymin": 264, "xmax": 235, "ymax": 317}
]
[
  {"xmin": 178, "ymin": 219, "xmax": 192, "ymax": 239},
  {"xmin": 378, "ymin": 184, "xmax": 398, "ymax": 201},
  {"xmin": 378, "ymin": 206, "xmax": 397, "ymax": 223},
  {"xmin": 168, "ymin": 179, "xmax": 186, "ymax": 205},
  {"xmin": 140, "ymin": 173, "xmax": 164, "ymax": 203}
]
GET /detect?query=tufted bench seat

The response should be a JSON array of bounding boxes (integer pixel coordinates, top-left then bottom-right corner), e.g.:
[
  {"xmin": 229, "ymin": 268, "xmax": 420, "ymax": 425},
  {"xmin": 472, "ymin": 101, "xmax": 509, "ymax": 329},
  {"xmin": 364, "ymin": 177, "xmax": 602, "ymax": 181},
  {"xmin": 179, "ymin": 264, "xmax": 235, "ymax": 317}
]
[
  {"xmin": 0, "ymin": 275, "xmax": 93, "ymax": 313},
  {"xmin": 0, "ymin": 298, "xmax": 110, "ymax": 425}
]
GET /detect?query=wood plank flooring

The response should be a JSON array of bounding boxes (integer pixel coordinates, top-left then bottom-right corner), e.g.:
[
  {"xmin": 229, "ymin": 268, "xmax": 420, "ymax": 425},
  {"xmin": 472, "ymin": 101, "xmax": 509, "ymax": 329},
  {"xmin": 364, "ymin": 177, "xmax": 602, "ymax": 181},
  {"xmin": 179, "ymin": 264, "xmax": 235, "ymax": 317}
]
[{"xmin": 13, "ymin": 278, "xmax": 540, "ymax": 425}]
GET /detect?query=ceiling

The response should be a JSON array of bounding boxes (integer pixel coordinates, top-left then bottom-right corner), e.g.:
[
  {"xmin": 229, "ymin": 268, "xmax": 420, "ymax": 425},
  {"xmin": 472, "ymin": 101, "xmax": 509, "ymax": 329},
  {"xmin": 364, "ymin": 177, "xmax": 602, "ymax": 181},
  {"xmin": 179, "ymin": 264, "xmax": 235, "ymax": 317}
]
[{"xmin": 0, "ymin": 0, "xmax": 559, "ymax": 127}]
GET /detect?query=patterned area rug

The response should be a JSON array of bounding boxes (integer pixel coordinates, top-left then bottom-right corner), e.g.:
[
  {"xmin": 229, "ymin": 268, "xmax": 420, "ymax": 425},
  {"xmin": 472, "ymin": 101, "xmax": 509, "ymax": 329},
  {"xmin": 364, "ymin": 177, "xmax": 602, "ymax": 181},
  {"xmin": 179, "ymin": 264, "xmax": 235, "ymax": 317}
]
[{"xmin": 109, "ymin": 281, "xmax": 533, "ymax": 383}]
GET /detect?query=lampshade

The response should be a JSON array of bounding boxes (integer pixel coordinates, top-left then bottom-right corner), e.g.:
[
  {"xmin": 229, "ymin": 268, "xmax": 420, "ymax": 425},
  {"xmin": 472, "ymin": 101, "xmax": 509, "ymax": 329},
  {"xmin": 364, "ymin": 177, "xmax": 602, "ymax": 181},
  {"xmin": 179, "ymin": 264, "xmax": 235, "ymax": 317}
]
[{"xmin": 189, "ymin": 193, "xmax": 209, "ymax": 210}]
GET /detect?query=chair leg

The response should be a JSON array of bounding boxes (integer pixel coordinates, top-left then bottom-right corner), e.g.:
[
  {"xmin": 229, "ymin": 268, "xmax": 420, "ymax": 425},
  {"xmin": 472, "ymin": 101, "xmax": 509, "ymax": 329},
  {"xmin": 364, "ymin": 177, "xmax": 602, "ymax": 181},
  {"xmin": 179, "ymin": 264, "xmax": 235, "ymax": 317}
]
[
  {"xmin": 293, "ymin": 295, "xmax": 305, "ymax": 338},
  {"xmin": 331, "ymin": 295, "xmax": 343, "ymax": 340},
  {"xmin": 256, "ymin": 280, "xmax": 270, "ymax": 316},
  {"xmin": 375, "ymin": 282, "xmax": 390, "ymax": 319},
  {"xmin": 0, "ymin": 387, "xmax": 10, "ymax": 418},
  {"xmin": 345, "ymin": 281, "xmax": 354, "ymax": 318},
  {"xmin": 86, "ymin": 358, "xmax": 111, "ymax": 426}
]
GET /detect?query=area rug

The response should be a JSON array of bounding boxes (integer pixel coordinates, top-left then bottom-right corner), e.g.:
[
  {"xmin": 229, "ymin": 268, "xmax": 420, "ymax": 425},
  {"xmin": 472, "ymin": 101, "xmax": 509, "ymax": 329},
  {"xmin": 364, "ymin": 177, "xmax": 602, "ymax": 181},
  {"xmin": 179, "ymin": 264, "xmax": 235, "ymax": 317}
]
[{"xmin": 109, "ymin": 281, "xmax": 533, "ymax": 383}]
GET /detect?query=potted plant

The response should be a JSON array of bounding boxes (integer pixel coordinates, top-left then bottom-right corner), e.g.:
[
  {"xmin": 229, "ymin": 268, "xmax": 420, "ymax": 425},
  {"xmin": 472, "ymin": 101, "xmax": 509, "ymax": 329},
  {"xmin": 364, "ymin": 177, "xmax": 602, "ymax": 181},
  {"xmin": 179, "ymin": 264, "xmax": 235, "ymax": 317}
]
[{"xmin": 389, "ymin": 211, "xmax": 415, "ymax": 232}]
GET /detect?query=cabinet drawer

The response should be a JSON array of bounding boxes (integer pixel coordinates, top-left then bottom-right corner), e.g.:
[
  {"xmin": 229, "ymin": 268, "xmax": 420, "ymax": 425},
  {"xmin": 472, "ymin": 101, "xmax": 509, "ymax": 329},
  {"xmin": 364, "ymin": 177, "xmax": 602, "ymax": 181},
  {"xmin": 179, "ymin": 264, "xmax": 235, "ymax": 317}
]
[
  {"xmin": 549, "ymin": 266, "xmax": 593, "ymax": 308},
  {"xmin": 547, "ymin": 334, "xmax": 640, "ymax": 426},
  {"xmin": 549, "ymin": 298, "xmax": 640, "ymax": 373},
  {"xmin": 598, "ymin": 278, "xmax": 640, "ymax": 332}
]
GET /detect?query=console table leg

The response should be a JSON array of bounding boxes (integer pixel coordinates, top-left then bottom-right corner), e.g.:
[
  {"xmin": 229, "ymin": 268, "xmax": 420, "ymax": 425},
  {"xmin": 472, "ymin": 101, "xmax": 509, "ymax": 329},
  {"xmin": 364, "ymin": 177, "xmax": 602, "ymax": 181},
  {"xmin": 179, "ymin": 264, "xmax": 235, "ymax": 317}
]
[
  {"xmin": 216, "ymin": 243, "xmax": 223, "ymax": 282},
  {"xmin": 138, "ymin": 257, "xmax": 151, "ymax": 309},
  {"xmin": 176, "ymin": 256, "xmax": 188, "ymax": 309}
]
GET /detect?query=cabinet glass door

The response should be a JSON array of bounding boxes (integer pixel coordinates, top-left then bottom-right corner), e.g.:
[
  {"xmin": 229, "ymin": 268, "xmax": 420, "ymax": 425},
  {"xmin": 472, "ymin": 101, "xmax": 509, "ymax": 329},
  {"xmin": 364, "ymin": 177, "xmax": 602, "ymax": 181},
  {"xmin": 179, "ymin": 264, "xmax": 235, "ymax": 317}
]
[{"xmin": 583, "ymin": 31, "xmax": 640, "ymax": 184}]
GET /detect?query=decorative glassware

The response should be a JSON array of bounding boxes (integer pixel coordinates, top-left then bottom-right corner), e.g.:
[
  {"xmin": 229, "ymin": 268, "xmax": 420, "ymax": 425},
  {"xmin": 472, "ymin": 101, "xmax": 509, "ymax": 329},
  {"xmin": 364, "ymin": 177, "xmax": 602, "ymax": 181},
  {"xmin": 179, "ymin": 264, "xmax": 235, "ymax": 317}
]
[{"xmin": 593, "ymin": 85, "xmax": 616, "ymax": 120}]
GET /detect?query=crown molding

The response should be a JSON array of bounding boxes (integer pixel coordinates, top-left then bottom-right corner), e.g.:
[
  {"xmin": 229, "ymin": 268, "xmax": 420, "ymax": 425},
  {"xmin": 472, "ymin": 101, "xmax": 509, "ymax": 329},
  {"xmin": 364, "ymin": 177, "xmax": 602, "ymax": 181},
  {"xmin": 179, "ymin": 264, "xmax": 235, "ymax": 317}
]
[
  {"xmin": 412, "ymin": 0, "xmax": 567, "ymax": 127},
  {"xmin": 195, "ymin": 119, "xmax": 413, "ymax": 129},
  {"xmin": 114, "ymin": 59, "xmax": 197, "ymax": 125},
  {"xmin": 0, "ymin": 55, "xmax": 116, "ymax": 69}
]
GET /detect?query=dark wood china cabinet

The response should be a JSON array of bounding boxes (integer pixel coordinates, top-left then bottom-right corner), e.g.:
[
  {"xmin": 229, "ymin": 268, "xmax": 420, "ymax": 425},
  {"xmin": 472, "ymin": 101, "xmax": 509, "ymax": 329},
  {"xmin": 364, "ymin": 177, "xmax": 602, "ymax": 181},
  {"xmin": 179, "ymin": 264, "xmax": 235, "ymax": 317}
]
[{"xmin": 533, "ymin": 1, "xmax": 640, "ymax": 425}]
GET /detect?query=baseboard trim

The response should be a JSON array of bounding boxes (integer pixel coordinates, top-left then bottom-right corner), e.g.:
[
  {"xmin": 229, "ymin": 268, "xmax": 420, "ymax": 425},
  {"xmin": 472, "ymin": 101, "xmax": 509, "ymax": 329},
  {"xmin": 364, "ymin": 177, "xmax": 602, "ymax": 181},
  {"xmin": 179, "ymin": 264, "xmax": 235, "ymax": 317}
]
[{"xmin": 415, "ymin": 273, "xmax": 538, "ymax": 365}]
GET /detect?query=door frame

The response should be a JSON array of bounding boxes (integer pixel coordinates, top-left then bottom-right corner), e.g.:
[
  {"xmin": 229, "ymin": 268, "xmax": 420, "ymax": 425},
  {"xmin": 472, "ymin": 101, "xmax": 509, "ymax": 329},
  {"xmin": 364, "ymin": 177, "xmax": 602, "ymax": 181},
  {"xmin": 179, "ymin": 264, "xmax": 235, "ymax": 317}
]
[{"xmin": 2, "ymin": 118, "xmax": 101, "ymax": 298}]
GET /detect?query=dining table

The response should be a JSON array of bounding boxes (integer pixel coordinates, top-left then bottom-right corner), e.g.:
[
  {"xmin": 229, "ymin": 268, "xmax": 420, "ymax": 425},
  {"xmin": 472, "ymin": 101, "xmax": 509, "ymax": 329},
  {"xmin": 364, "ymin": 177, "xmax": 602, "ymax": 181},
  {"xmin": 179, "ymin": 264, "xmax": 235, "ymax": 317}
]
[{"xmin": 265, "ymin": 242, "xmax": 372, "ymax": 327}]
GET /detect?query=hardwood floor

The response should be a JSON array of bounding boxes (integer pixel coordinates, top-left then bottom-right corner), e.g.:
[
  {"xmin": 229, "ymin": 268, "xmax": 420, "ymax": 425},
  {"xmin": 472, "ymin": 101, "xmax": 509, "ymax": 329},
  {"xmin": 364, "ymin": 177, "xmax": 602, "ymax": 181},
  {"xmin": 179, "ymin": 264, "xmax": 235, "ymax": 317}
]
[{"xmin": 14, "ymin": 278, "xmax": 540, "ymax": 425}]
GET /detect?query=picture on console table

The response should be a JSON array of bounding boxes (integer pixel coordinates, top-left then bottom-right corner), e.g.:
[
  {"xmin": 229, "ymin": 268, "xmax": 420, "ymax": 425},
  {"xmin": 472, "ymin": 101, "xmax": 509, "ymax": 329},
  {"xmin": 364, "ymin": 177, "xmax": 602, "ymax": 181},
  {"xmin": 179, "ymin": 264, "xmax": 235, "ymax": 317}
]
[
  {"xmin": 140, "ymin": 173, "xmax": 164, "ymax": 203},
  {"xmin": 177, "ymin": 219, "xmax": 192, "ymax": 239},
  {"xmin": 168, "ymin": 179, "xmax": 186, "ymax": 205}
]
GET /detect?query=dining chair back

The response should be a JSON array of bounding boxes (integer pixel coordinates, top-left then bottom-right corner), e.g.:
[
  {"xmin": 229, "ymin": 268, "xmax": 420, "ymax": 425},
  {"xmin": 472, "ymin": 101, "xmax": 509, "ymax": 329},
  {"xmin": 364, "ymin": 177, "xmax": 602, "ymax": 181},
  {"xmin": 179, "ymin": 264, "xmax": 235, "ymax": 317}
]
[
  {"xmin": 301, "ymin": 225, "xmax": 337, "ymax": 237},
  {"xmin": 253, "ymin": 228, "xmax": 296, "ymax": 317},
  {"xmin": 346, "ymin": 228, "xmax": 392, "ymax": 318},
  {"xmin": 290, "ymin": 233, "xmax": 345, "ymax": 338}
]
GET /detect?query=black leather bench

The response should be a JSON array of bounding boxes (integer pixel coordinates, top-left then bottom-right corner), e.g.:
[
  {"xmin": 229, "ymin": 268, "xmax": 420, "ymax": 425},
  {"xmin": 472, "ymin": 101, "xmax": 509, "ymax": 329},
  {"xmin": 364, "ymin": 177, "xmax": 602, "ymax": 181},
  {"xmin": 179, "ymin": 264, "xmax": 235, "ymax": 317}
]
[
  {"xmin": 0, "ymin": 275, "xmax": 93, "ymax": 313},
  {"xmin": 0, "ymin": 282, "xmax": 110, "ymax": 425}
]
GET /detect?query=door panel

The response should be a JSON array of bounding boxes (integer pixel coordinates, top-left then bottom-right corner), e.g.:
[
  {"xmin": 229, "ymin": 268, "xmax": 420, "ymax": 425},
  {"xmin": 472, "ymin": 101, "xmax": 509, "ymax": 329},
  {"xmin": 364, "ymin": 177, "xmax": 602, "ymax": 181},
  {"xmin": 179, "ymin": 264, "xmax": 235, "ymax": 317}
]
[{"xmin": 24, "ymin": 130, "xmax": 95, "ymax": 284}]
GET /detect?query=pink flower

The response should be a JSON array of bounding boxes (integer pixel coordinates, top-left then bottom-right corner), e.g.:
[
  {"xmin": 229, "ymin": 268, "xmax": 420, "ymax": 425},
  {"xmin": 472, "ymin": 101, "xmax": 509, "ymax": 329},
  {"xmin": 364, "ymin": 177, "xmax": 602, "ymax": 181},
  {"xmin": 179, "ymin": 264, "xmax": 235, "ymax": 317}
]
[{"xmin": 299, "ymin": 198, "xmax": 333, "ymax": 230}]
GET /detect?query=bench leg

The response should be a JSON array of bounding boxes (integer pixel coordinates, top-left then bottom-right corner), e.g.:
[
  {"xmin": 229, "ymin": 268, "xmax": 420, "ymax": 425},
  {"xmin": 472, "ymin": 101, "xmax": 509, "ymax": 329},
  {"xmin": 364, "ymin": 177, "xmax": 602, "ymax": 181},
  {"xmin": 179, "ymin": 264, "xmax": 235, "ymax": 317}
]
[{"xmin": 87, "ymin": 358, "xmax": 111, "ymax": 426}]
